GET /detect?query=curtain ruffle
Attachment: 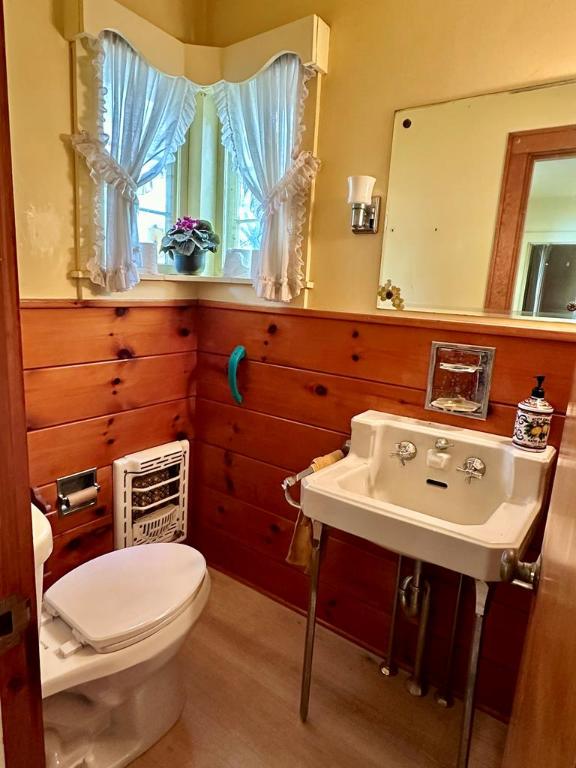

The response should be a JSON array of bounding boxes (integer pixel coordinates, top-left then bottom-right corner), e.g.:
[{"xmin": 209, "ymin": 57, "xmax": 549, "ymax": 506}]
[{"xmin": 71, "ymin": 131, "xmax": 138, "ymax": 201}]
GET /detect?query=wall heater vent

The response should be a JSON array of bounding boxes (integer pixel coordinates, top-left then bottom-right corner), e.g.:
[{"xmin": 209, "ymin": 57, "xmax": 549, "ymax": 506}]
[{"xmin": 113, "ymin": 440, "xmax": 189, "ymax": 549}]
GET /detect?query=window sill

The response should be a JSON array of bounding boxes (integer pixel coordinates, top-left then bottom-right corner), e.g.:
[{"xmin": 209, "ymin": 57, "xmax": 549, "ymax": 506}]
[
  {"xmin": 140, "ymin": 272, "xmax": 254, "ymax": 284},
  {"xmin": 69, "ymin": 270, "xmax": 253, "ymax": 286}
]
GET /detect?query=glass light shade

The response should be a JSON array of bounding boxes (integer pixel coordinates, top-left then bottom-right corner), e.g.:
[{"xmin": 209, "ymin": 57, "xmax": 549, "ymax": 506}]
[{"xmin": 347, "ymin": 175, "xmax": 376, "ymax": 205}]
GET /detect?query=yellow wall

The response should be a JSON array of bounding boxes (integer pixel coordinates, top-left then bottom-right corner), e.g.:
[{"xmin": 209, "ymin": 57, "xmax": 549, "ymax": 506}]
[
  {"xmin": 198, "ymin": 0, "xmax": 576, "ymax": 313},
  {"xmin": 4, "ymin": 0, "xmax": 198, "ymax": 301},
  {"xmin": 7, "ymin": 0, "xmax": 576, "ymax": 309}
]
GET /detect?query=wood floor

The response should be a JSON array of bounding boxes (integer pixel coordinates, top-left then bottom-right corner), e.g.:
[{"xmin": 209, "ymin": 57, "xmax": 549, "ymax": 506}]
[{"xmin": 133, "ymin": 570, "xmax": 507, "ymax": 768}]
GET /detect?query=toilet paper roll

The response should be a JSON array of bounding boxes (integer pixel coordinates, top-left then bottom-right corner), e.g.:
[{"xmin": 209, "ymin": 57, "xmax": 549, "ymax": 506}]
[{"xmin": 64, "ymin": 486, "xmax": 98, "ymax": 510}]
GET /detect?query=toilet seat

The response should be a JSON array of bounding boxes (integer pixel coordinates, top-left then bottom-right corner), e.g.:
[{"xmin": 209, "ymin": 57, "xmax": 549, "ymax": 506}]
[
  {"xmin": 44, "ymin": 543, "xmax": 206, "ymax": 653},
  {"xmin": 41, "ymin": 567, "xmax": 211, "ymax": 699}
]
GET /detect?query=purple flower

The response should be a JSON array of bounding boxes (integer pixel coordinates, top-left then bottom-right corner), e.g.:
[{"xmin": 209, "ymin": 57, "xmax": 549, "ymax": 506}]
[{"xmin": 176, "ymin": 216, "xmax": 200, "ymax": 231}]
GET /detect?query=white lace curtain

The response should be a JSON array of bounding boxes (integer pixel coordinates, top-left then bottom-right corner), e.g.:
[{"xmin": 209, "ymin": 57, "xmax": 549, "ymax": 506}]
[
  {"xmin": 71, "ymin": 31, "xmax": 198, "ymax": 291},
  {"xmin": 213, "ymin": 55, "xmax": 319, "ymax": 302},
  {"xmin": 72, "ymin": 33, "xmax": 318, "ymax": 300}
]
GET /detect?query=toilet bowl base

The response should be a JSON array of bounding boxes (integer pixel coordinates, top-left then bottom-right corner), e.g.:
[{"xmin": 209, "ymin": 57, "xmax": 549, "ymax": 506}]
[{"xmin": 44, "ymin": 654, "xmax": 186, "ymax": 768}]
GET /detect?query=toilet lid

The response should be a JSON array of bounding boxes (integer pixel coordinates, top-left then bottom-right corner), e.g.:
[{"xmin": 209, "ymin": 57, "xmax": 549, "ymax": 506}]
[{"xmin": 44, "ymin": 543, "xmax": 206, "ymax": 652}]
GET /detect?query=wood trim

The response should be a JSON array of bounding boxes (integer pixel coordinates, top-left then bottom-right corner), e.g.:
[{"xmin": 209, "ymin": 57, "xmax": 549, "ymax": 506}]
[
  {"xmin": 486, "ymin": 124, "xmax": 576, "ymax": 312},
  {"xmin": 20, "ymin": 299, "xmax": 197, "ymax": 308},
  {"xmin": 198, "ymin": 300, "xmax": 576, "ymax": 341},
  {"xmin": 0, "ymin": 0, "xmax": 46, "ymax": 760}
]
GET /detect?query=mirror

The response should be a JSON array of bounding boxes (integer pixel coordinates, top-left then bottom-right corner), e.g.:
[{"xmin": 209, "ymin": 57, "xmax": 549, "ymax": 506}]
[{"xmin": 378, "ymin": 80, "xmax": 576, "ymax": 323}]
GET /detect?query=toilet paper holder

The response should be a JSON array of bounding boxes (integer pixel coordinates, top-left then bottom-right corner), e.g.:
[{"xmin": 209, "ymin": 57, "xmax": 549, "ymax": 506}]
[{"xmin": 57, "ymin": 468, "xmax": 101, "ymax": 516}]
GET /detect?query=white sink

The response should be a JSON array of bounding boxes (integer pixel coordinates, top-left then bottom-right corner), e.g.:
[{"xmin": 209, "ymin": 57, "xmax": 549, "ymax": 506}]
[{"xmin": 301, "ymin": 411, "xmax": 555, "ymax": 581}]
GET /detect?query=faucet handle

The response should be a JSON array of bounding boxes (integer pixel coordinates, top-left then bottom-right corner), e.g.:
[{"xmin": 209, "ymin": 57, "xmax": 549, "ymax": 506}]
[
  {"xmin": 390, "ymin": 441, "xmax": 417, "ymax": 466},
  {"xmin": 457, "ymin": 457, "xmax": 486, "ymax": 483}
]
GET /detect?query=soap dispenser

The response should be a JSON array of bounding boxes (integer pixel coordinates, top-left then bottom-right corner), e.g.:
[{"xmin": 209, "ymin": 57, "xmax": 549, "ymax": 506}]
[{"xmin": 512, "ymin": 376, "xmax": 554, "ymax": 452}]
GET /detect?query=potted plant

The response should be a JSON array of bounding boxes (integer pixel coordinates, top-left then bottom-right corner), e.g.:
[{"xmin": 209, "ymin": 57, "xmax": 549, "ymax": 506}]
[{"xmin": 160, "ymin": 217, "xmax": 220, "ymax": 275}]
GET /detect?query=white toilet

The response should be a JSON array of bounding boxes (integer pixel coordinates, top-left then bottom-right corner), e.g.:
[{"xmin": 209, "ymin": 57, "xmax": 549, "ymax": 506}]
[{"xmin": 31, "ymin": 504, "xmax": 210, "ymax": 768}]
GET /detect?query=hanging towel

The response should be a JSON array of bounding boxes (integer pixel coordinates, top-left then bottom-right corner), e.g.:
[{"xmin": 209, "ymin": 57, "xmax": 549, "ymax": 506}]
[{"xmin": 286, "ymin": 449, "xmax": 344, "ymax": 572}]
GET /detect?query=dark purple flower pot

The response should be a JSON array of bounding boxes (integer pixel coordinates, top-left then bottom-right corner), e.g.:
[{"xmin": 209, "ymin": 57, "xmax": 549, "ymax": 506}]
[{"xmin": 173, "ymin": 249, "xmax": 206, "ymax": 275}]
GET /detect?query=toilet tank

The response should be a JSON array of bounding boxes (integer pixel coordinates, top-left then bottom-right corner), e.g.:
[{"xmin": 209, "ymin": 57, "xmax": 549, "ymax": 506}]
[{"xmin": 31, "ymin": 503, "xmax": 53, "ymax": 625}]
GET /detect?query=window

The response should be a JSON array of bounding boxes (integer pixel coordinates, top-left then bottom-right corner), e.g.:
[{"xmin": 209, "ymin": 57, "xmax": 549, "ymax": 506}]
[
  {"xmin": 136, "ymin": 166, "xmax": 175, "ymax": 263},
  {"xmin": 136, "ymin": 92, "xmax": 261, "ymax": 278}
]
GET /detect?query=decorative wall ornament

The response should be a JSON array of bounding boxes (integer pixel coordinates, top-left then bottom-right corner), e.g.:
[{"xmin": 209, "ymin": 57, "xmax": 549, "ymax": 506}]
[{"xmin": 377, "ymin": 279, "xmax": 405, "ymax": 310}]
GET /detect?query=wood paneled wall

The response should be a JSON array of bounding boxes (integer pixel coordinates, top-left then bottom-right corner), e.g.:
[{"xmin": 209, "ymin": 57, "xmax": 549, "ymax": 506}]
[
  {"xmin": 194, "ymin": 302, "xmax": 576, "ymax": 720},
  {"xmin": 21, "ymin": 302, "xmax": 196, "ymax": 586},
  {"xmin": 20, "ymin": 299, "xmax": 576, "ymax": 721}
]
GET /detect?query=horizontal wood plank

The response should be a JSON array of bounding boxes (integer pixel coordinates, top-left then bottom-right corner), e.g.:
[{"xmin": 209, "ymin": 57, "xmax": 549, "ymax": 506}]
[
  {"xmin": 197, "ymin": 352, "xmax": 566, "ymax": 446},
  {"xmin": 21, "ymin": 305, "xmax": 196, "ymax": 368},
  {"xmin": 196, "ymin": 399, "xmax": 345, "ymax": 472},
  {"xmin": 194, "ymin": 442, "xmax": 403, "ymax": 558},
  {"xmin": 28, "ymin": 399, "xmax": 195, "ymax": 487},
  {"xmin": 198, "ymin": 306, "xmax": 576, "ymax": 413},
  {"xmin": 25, "ymin": 352, "xmax": 196, "ymax": 429},
  {"xmin": 44, "ymin": 515, "xmax": 114, "ymax": 587},
  {"xmin": 197, "ymin": 485, "xmax": 396, "ymax": 611},
  {"xmin": 195, "ymin": 524, "xmax": 391, "ymax": 652}
]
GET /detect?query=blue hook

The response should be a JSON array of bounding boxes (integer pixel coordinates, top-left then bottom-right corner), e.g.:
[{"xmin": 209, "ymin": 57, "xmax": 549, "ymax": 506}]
[{"xmin": 228, "ymin": 345, "xmax": 246, "ymax": 404}]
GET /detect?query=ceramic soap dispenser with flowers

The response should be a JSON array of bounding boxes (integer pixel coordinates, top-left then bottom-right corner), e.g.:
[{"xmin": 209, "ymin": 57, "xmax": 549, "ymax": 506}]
[{"xmin": 512, "ymin": 376, "xmax": 554, "ymax": 452}]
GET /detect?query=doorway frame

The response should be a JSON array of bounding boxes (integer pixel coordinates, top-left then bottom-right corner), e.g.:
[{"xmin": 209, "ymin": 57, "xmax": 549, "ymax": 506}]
[
  {"xmin": 0, "ymin": 0, "xmax": 46, "ymax": 763},
  {"xmin": 485, "ymin": 123, "xmax": 576, "ymax": 312}
]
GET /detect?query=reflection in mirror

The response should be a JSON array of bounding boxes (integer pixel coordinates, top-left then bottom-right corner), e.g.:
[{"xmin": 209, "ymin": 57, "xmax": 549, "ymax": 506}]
[
  {"xmin": 377, "ymin": 81, "xmax": 576, "ymax": 324},
  {"xmin": 515, "ymin": 158, "xmax": 576, "ymax": 317}
]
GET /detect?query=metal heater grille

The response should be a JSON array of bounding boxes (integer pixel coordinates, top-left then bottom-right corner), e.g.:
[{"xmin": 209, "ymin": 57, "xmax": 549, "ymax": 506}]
[{"xmin": 113, "ymin": 440, "xmax": 189, "ymax": 548}]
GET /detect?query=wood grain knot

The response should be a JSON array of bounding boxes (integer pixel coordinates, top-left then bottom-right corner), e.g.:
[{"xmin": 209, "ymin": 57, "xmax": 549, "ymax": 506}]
[
  {"xmin": 267, "ymin": 323, "xmax": 278, "ymax": 335},
  {"xmin": 7, "ymin": 675, "xmax": 24, "ymax": 693},
  {"xmin": 115, "ymin": 307, "xmax": 128, "ymax": 317},
  {"xmin": 352, "ymin": 330, "xmax": 359, "ymax": 338},
  {"xmin": 351, "ymin": 354, "xmax": 360, "ymax": 362},
  {"xmin": 314, "ymin": 384, "xmax": 328, "ymax": 396},
  {"xmin": 178, "ymin": 327, "xmax": 191, "ymax": 337},
  {"xmin": 111, "ymin": 377, "xmax": 122, "ymax": 386},
  {"xmin": 117, "ymin": 348, "xmax": 134, "ymax": 360}
]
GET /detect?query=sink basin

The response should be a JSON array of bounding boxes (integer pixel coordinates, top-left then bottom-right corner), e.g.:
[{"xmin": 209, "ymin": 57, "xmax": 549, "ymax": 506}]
[{"xmin": 301, "ymin": 411, "xmax": 555, "ymax": 581}]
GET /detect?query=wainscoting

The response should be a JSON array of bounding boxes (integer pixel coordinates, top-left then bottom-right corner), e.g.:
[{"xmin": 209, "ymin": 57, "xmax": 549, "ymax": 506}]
[
  {"xmin": 20, "ymin": 298, "xmax": 576, "ymax": 720},
  {"xmin": 194, "ymin": 302, "xmax": 576, "ymax": 720},
  {"xmin": 21, "ymin": 302, "xmax": 196, "ymax": 586}
]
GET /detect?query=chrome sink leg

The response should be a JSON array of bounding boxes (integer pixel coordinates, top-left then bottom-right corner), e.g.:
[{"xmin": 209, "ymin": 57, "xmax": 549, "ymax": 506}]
[
  {"xmin": 458, "ymin": 580, "xmax": 491, "ymax": 768},
  {"xmin": 379, "ymin": 555, "xmax": 402, "ymax": 677},
  {"xmin": 300, "ymin": 520, "xmax": 324, "ymax": 722},
  {"xmin": 435, "ymin": 573, "xmax": 464, "ymax": 707}
]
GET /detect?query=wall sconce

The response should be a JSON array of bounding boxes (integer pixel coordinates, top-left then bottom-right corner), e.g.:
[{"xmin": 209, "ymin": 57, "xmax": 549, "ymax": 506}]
[{"xmin": 347, "ymin": 175, "xmax": 381, "ymax": 234}]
